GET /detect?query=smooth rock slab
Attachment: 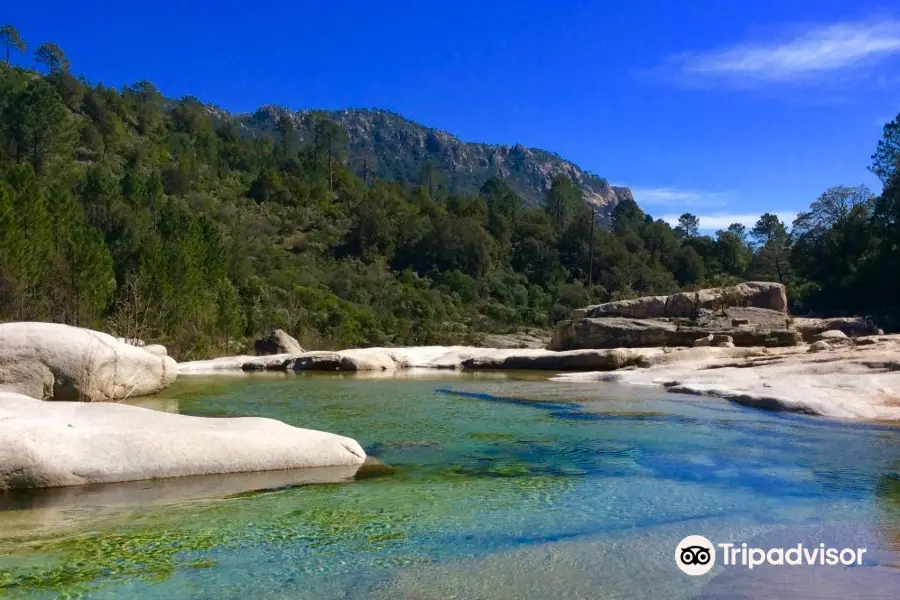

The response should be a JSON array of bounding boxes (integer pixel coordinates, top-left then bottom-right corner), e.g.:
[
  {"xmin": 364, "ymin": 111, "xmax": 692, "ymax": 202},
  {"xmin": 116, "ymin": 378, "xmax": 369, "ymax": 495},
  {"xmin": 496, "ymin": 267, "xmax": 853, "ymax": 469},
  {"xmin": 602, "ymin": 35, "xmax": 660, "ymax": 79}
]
[
  {"xmin": 0, "ymin": 322, "xmax": 177, "ymax": 401},
  {"xmin": 553, "ymin": 338, "xmax": 900, "ymax": 420},
  {"xmin": 0, "ymin": 392, "xmax": 366, "ymax": 490}
]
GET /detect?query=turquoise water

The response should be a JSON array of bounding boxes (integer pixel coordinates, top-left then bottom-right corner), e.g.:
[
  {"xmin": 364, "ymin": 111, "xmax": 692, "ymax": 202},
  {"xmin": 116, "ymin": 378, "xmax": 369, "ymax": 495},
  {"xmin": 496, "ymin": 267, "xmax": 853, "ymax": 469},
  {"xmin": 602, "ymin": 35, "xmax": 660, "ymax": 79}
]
[{"xmin": 2, "ymin": 372, "xmax": 900, "ymax": 598}]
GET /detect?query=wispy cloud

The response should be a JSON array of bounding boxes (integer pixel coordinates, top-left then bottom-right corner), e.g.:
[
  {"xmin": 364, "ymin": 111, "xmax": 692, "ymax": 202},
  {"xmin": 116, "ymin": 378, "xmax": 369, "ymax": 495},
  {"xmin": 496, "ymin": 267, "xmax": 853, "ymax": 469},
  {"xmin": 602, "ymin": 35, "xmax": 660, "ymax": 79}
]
[
  {"xmin": 651, "ymin": 20, "xmax": 900, "ymax": 88},
  {"xmin": 629, "ymin": 186, "xmax": 729, "ymax": 208},
  {"xmin": 659, "ymin": 212, "xmax": 798, "ymax": 232}
]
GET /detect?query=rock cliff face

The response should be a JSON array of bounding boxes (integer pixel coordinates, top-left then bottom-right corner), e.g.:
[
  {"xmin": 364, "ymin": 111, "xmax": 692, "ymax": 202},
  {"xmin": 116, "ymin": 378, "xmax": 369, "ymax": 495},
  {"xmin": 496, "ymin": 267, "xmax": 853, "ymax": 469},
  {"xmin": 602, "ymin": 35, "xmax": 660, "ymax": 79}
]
[
  {"xmin": 220, "ymin": 106, "xmax": 631, "ymax": 220},
  {"xmin": 550, "ymin": 318, "xmax": 801, "ymax": 351},
  {"xmin": 575, "ymin": 282, "xmax": 788, "ymax": 320}
]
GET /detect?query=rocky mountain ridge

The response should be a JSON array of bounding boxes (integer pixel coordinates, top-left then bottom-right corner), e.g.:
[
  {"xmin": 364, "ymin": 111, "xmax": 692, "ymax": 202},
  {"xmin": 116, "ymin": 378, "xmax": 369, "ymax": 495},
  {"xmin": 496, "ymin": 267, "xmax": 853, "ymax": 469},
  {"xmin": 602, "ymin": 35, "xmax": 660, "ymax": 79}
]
[{"xmin": 209, "ymin": 104, "xmax": 632, "ymax": 218}]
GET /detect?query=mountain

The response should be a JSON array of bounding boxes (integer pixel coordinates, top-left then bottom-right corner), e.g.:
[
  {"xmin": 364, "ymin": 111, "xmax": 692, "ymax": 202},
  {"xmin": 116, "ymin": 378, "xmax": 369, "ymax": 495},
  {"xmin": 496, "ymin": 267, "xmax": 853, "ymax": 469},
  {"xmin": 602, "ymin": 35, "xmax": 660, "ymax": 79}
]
[{"xmin": 213, "ymin": 106, "xmax": 633, "ymax": 219}]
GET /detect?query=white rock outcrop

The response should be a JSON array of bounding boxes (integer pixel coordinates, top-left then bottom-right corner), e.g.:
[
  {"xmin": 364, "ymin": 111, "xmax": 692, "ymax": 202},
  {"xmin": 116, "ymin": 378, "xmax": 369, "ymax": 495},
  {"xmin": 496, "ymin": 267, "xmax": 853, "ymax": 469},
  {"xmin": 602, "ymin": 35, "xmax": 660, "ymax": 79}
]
[
  {"xmin": 553, "ymin": 337, "xmax": 900, "ymax": 420},
  {"xmin": 0, "ymin": 392, "xmax": 366, "ymax": 490},
  {"xmin": 0, "ymin": 322, "xmax": 178, "ymax": 401},
  {"xmin": 179, "ymin": 345, "xmax": 758, "ymax": 374}
]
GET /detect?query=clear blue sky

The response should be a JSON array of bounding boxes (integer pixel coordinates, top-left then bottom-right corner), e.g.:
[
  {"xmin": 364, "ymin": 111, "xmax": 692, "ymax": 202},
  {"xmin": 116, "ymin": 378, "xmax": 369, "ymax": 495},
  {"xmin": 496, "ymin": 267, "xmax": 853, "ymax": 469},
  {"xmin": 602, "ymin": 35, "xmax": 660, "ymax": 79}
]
[{"xmin": 5, "ymin": 1, "xmax": 899, "ymax": 230}]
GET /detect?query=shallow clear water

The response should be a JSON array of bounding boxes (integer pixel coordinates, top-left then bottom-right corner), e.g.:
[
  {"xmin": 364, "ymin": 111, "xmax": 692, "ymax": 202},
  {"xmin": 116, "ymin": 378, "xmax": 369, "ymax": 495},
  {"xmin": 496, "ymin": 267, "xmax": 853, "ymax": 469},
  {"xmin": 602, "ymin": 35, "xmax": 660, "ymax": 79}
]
[{"xmin": 2, "ymin": 372, "xmax": 900, "ymax": 599}]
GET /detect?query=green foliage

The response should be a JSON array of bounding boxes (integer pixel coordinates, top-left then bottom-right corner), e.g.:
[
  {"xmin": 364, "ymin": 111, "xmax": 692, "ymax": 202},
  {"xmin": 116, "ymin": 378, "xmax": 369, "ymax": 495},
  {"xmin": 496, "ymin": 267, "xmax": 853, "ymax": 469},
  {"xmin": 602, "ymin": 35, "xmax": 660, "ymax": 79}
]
[
  {"xmin": 1, "ymin": 36, "xmax": 896, "ymax": 356},
  {"xmin": 0, "ymin": 25, "xmax": 27, "ymax": 64},
  {"xmin": 34, "ymin": 42, "xmax": 69, "ymax": 74},
  {"xmin": 870, "ymin": 113, "xmax": 900, "ymax": 185},
  {"xmin": 675, "ymin": 212, "xmax": 699, "ymax": 239}
]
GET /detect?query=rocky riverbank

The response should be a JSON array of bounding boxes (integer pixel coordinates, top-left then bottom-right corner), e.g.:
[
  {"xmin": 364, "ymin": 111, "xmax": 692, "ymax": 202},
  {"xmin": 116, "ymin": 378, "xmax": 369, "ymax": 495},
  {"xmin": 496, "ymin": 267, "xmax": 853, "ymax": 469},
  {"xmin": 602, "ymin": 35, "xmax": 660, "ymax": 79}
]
[
  {"xmin": 177, "ymin": 344, "xmax": 756, "ymax": 374},
  {"xmin": 553, "ymin": 334, "xmax": 900, "ymax": 420},
  {"xmin": 0, "ymin": 322, "xmax": 367, "ymax": 492}
]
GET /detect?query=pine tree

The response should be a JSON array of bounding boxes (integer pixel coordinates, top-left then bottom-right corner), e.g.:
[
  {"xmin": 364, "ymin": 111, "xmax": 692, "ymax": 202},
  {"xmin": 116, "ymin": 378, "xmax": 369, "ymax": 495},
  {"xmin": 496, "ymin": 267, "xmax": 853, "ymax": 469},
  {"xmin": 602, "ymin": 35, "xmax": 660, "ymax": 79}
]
[
  {"xmin": 0, "ymin": 25, "xmax": 27, "ymax": 65},
  {"xmin": 34, "ymin": 42, "xmax": 69, "ymax": 74}
]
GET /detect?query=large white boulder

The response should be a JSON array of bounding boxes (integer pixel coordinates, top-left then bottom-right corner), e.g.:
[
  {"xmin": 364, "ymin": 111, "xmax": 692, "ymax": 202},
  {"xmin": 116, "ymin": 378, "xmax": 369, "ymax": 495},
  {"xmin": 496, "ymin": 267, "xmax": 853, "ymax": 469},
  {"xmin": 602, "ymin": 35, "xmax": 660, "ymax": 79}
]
[
  {"xmin": 0, "ymin": 392, "xmax": 367, "ymax": 490},
  {"xmin": 0, "ymin": 322, "xmax": 178, "ymax": 401}
]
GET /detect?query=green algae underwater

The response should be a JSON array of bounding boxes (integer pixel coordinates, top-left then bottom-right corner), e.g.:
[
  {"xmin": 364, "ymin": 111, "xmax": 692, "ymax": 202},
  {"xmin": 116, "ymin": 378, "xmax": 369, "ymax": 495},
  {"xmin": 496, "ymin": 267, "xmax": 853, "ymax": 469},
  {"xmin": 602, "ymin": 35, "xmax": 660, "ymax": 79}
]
[{"xmin": 2, "ymin": 373, "xmax": 900, "ymax": 599}]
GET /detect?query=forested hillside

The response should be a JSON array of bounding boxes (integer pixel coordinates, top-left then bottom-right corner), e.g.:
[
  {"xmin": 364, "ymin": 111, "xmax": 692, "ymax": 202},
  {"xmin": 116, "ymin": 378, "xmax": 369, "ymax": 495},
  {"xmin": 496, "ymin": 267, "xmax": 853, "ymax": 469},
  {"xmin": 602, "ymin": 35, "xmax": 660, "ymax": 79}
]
[
  {"xmin": 224, "ymin": 106, "xmax": 634, "ymax": 219},
  {"xmin": 1, "ymin": 28, "xmax": 898, "ymax": 358}
]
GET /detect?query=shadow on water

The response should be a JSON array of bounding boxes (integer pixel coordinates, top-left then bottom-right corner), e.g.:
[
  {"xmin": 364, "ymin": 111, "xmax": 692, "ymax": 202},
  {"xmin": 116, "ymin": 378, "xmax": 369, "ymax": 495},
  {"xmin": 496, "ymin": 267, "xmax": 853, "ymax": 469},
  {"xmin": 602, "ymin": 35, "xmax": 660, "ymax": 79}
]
[{"xmin": 437, "ymin": 387, "xmax": 900, "ymax": 502}]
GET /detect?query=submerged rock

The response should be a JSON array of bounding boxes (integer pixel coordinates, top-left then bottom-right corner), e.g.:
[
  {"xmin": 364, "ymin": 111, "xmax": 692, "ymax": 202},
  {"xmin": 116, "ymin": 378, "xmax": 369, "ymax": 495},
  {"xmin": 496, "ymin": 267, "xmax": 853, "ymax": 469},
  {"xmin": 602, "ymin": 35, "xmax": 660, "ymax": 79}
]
[
  {"xmin": 0, "ymin": 391, "xmax": 366, "ymax": 490},
  {"xmin": 0, "ymin": 322, "xmax": 177, "ymax": 402}
]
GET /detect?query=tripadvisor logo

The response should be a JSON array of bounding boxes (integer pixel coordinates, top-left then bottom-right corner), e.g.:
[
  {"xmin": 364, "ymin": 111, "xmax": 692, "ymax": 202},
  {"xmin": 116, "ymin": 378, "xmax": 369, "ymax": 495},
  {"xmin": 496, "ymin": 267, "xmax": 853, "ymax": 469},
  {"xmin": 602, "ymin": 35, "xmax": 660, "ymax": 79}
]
[
  {"xmin": 676, "ymin": 535, "xmax": 716, "ymax": 576},
  {"xmin": 675, "ymin": 535, "xmax": 868, "ymax": 576}
]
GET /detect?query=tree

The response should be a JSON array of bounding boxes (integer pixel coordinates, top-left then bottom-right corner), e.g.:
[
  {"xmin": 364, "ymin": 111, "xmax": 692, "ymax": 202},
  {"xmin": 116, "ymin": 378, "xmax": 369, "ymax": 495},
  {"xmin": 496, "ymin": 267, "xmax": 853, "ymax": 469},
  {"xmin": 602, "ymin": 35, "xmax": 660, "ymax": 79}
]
[
  {"xmin": 48, "ymin": 186, "xmax": 115, "ymax": 325},
  {"xmin": 726, "ymin": 222, "xmax": 747, "ymax": 241},
  {"xmin": 672, "ymin": 245, "xmax": 705, "ymax": 285},
  {"xmin": 1, "ymin": 79, "xmax": 74, "ymax": 175},
  {"xmin": 749, "ymin": 213, "xmax": 787, "ymax": 248},
  {"xmin": 312, "ymin": 115, "xmax": 348, "ymax": 191},
  {"xmin": 0, "ymin": 25, "xmax": 27, "ymax": 65},
  {"xmin": 870, "ymin": 114, "xmax": 900, "ymax": 185},
  {"xmin": 419, "ymin": 163, "xmax": 443, "ymax": 199},
  {"xmin": 748, "ymin": 213, "xmax": 791, "ymax": 284},
  {"xmin": 713, "ymin": 228, "xmax": 752, "ymax": 276},
  {"xmin": 543, "ymin": 174, "xmax": 581, "ymax": 228},
  {"xmin": 276, "ymin": 112, "xmax": 297, "ymax": 157},
  {"xmin": 34, "ymin": 42, "xmax": 69, "ymax": 74},
  {"xmin": 792, "ymin": 185, "xmax": 874, "ymax": 238},
  {"xmin": 675, "ymin": 213, "xmax": 700, "ymax": 239}
]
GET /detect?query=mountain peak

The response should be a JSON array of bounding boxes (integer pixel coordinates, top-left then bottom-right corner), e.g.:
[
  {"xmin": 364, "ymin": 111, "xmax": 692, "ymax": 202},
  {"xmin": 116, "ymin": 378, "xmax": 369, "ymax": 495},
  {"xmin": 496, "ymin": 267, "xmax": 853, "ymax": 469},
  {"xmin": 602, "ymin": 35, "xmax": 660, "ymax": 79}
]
[{"xmin": 222, "ymin": 106, "xmax": 631, "ymax": 217}]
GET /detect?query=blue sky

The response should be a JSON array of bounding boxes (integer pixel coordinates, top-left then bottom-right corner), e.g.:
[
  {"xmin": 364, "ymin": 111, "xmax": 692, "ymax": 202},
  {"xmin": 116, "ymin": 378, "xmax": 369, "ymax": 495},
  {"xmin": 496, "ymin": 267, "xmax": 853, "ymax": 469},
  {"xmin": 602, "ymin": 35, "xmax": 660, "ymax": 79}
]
[{"xmin": 5, "ymin": 1, "xmax": 899, "ymax": 231}]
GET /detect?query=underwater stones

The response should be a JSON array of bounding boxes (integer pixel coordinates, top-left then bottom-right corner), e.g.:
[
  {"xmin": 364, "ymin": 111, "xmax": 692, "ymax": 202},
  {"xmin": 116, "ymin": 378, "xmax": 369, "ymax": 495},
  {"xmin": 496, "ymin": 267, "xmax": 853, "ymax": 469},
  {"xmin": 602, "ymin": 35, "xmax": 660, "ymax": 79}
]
[{"xmin": 0, "ymin": 391, "xmax": 366, "ymax": 490}]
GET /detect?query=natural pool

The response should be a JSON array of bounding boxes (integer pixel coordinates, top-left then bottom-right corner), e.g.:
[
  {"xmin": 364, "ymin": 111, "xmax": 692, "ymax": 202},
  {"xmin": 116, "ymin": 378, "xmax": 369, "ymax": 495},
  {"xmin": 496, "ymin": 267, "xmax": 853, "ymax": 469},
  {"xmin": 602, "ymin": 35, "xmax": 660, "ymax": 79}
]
[{"xmin": 2, "ymin": 372, "xmax": 900, "ymax": 599}]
